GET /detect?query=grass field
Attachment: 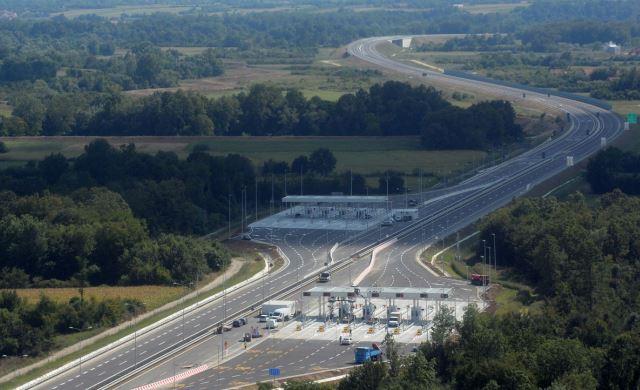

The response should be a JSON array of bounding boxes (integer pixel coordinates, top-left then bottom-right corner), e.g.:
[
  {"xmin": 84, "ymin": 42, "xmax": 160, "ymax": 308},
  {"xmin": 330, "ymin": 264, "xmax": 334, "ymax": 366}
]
[
  {"xmin": 52, "ymin": 4, "xmax": 192, "ymax": 18},
  {"xmin": 0, "ymin": 136, "xmax": 486, "ymax": 177},
  {"xmin": 13, "ymin": 285, "xmax": 184, "ymax": 312},
  {"xmin": 610, "ymin": 100, "xmax": 640, "ymax": 117}
]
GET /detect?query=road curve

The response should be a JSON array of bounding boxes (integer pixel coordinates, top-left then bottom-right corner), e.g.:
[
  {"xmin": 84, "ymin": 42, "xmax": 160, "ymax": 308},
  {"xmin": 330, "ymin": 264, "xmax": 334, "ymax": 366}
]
[{"xmin": 30, "ymin": 36, "xmax": 624, "ymax": 390}]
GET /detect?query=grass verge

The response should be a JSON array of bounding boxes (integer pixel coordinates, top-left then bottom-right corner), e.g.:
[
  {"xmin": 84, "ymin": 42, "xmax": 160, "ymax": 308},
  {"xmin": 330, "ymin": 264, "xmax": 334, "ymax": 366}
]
[{"xmin": 2, "ymin": 259, "xmax": 264, "ymax": 389}]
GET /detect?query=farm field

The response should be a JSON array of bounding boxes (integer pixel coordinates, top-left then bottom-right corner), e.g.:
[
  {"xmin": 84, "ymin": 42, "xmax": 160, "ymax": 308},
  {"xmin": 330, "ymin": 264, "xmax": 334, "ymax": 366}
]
[
  {"xmin": 12, "ymin": 285, "xmax": 184, "ymax": 312},
  {"xmin": 0, "ymin": 136, "xmax": 487, "ymax": 178}
]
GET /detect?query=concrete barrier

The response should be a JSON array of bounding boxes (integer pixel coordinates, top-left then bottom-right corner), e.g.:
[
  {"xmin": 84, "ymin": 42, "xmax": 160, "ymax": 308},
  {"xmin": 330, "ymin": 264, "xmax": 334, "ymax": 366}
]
[{"xmin": 352, "ymin": 238, "xmax": 397, "ymax": 286}]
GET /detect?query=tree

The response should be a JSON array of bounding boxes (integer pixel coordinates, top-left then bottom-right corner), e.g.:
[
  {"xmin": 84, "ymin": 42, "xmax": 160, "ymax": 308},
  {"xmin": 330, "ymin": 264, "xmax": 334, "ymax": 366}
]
[
  {"xmin": 0, "ymin": 141, "xmax": 7, "ymax": 154},
  {"xmin": 308, "ymin": 148, "xmax": 336, "ymax": 176},
  {"xmin": 378, "ymin": 171, "xmax": 404, "ymax": 195},
  {"xmin": 431, "ymin": 305, "xmax": 456, "ymax": 345},
  {"xmin": 338, "ymin": 360, "xmax": 387, "ymax": 390},
  {"xmin": 291, "ymin": 155, "xmax": 310, "ymax": 176},
  {"xmin": 39, "ymin": 153, "xmax": 69, "ymax": 185},
  {"xmin": 384, "ymin": 333, "xmax": 401, "ymax": 377}
]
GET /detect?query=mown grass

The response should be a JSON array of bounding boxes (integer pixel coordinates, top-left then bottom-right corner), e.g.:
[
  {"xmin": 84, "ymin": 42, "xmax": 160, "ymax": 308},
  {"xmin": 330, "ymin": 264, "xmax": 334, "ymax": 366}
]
[
  {"xmin": 0, "ymin": 136, "xmax": 486, "ymax": 178},
  {"xmin": 2, "ymin": 259, "xmax": 264, "ymax": 389}
]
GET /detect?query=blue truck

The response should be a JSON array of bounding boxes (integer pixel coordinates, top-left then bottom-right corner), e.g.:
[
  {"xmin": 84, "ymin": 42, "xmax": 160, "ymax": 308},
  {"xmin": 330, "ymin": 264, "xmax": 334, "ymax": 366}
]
[{"xmin": 354, "ymin": 343, "xmax": 382, "ymax": 364}]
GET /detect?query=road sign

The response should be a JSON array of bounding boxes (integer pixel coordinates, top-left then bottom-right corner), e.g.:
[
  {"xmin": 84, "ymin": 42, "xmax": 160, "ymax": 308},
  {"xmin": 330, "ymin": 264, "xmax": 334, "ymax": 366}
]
[
  {"xmin": 269, "ymin": 368, "xmax": 280, "ymax": 376},
  {"xmin": 628, "ymin": 113, "xmax": 638, "ymax": 124}
]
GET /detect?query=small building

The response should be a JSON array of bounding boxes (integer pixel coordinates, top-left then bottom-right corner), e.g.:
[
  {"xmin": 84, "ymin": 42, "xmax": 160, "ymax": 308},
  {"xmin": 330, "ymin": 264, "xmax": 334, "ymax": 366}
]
[
  {"xmin": 452, "ymin": 3, "xmax": 464, "ymax": 9},
  {"xmin": 391, "ymin": 38, "xmax": 412, "ymax": 49},
  {"xmin": 604, "ymin": 41, "xmax": 621, "ymax": 55}
]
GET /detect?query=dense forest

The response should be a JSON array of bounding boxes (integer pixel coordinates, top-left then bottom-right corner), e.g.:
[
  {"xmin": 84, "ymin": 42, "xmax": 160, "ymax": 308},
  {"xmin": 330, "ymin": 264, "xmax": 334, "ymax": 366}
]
[
  {"xmin": 0, "ymin": 187, "xmax": 231, "ymax": 287},
  {"xmin": 319, "ymin": 192, "xmax": 640, "ymax": 390},
  {"xmin": 587, "ymin": 147, "xmax": 640, "ymax": 194},
  {"xmin": 1, "ymin": 81, "xmax": 522, "ymax": 149}
]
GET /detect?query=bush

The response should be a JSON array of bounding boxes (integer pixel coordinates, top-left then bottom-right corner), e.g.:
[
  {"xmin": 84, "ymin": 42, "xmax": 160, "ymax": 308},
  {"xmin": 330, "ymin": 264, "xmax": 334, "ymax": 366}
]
[{"xmin": 0, "ymin": 141, "xmax": 8, "ymax": 153}]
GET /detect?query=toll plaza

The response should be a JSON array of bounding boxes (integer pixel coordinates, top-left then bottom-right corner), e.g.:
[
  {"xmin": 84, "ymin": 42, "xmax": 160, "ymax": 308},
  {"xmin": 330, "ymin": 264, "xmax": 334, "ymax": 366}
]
[
  {"xmin": 250, "ymin": 195, "xmax": 390, "ymax": 230},
  {"xmin": 302, "ymin": 286, "xmax": 454, "ymax": 325}
]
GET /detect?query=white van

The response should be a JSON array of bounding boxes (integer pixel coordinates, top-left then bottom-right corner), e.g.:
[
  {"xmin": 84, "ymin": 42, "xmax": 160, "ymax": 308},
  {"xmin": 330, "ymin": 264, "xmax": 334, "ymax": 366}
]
[{"xmin": 266, "ymin": 318, "xmax": 279, "ymax": 329}]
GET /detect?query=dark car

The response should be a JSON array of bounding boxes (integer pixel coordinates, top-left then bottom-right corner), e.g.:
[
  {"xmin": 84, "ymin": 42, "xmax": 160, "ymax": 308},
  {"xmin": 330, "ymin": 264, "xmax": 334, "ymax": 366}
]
[
  {"xmin": 243, "ymin": 333, "xmax": 252, "ymax": 342},
  {"xmin": 232, "ymin": 319, "xmax": 242, "ymax": 327}
]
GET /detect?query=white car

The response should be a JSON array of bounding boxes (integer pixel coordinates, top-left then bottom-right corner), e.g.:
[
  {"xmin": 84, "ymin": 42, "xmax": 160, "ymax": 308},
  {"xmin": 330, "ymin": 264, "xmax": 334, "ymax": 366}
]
[
  {"xmin": 340, "ymin": 335, "xmax": 352, "ymax": 345},
  {"xmin": 258, "ymin": 314, "xmax": 269, "ymax": 323}
]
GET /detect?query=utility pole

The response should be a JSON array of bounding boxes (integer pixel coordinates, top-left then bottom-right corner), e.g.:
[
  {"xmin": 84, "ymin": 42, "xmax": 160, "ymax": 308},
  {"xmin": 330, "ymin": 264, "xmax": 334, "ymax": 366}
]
[
  {"xmin": 300, "ymin": 165, "xmax": 303, "ymax": 195},
  {"xmin": 270, "ymin": 174, "xmax": 274, "ymax": 216},
  {"xmin": 255, "ymin": 176, "xmax": 258, "ymax": 221},
  {"xmin": 482, "ymin": 239, "xmax": 487, "ymax": 287},
  {"xmin": 284, "ymin": 172, "xmax": 288, "ymax": 196},
  {"xmin": 228, "ymin": 194, "xmax": 231, "ymax": 239}
]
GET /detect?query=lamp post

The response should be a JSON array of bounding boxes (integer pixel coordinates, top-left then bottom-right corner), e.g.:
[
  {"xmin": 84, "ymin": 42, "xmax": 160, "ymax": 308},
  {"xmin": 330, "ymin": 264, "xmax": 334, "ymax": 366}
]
[
  {"xmin": 492, "ymin": 233, "xmax": 497, "ymax": 280},
  {"xmin": 69, "ymin": 326, "xmax": 92, "ymax": 374},
  {"xmin": 172, "ymin": 281, "xmax": 194, "ymax": 342}
]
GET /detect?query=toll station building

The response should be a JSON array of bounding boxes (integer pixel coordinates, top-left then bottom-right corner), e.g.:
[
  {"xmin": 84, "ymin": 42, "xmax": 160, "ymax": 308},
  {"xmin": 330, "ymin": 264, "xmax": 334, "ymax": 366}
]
[{"xmin": 249, "ymin": 195, "xmax": 390, "ymax": 231}]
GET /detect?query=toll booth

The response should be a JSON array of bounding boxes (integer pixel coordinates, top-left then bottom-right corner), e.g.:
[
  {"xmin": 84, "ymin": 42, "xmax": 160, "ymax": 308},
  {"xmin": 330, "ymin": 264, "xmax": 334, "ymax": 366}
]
[
  {"xmin": 394, "ymin": 209, "xmax": 419, "ymax": 222},
  {"xmin": 302, "ymin": 286, "xmax": 453, "ymax": 325}
]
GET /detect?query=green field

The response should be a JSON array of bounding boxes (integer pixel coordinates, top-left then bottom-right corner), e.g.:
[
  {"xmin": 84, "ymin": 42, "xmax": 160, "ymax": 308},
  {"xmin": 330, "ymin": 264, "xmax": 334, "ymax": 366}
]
[
  {"xmin": 52, "ymin": 4, "xmax": 192, "ymax": 18},
  {"xmin": 0, "ymin": 136, "xmax": 486, "ymax": 178}
]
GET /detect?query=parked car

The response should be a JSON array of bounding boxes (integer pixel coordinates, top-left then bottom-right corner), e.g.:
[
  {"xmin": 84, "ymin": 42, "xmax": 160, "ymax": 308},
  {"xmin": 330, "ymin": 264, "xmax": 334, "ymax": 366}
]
[
  {"xmin": 243, "ymin": 333, "xmax": 252, "ymax": 342},
  {"xmin": 258, "ymin": 314, "xmax": 269, "ymax": 323},
  {"xmin": 232, "ymin": 319, "xmax": 243, "ymax": 327}
]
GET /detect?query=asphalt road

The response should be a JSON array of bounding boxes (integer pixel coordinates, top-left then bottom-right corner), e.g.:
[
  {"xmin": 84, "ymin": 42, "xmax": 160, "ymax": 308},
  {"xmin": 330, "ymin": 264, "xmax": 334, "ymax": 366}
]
[{"xmin": 32, "ymin": 35, "xmax": 623, "ymax": 390}]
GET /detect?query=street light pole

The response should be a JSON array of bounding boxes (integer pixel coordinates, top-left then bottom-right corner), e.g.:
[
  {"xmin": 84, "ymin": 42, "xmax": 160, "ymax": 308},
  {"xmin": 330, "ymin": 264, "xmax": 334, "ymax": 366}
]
[
  {"xmin": 492, "ymin": 233, "xmax": 497, "ymax": 279},
  {"xmin": 482, "ymin": 239, "xmax": 487, "ymax": 287}
]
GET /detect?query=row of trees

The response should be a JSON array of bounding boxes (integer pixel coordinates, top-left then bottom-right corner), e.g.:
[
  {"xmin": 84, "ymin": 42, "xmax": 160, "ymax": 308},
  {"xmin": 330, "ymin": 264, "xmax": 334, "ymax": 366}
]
[
  {"xmin": 0, "ymin": 42, "xmax": 223, "ymax": 90},
  {"xmin": 0, "ymin": 140, "xmax": 411, "ymax": 237},
  {"xmin": 0, "ymin": 290, "xmax": 143, "ymax": 357},
  {"xmin": 0, "ymin": 187, "xmax": 230, "ymax": 287},
  {"xmin": 2, "ymin": 81, "xmax": 522, "ymax": 150}
]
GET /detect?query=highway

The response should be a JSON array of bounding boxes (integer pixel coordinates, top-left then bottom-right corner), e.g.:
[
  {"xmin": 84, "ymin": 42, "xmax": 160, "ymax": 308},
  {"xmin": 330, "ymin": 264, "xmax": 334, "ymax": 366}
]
[{"xmin": 29, "ymin": 35, "xmax": 623, "ymax": 390}]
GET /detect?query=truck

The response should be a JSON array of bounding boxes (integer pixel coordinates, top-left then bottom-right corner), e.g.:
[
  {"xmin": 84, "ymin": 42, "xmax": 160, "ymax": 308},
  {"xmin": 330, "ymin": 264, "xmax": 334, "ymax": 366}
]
[
  {"xmin": 261, "ymin": 300, "xmax": 297, "ymax": 320},
  {"xmin": 388, "ymin": 310, "xmax": 402, "ymax": 328},
  {"xmin": 355, "ymin": 343, "xmax": 382, "ymax": 364},
  {"xmin": 470, "ymin": 273, "xmax": 489, "ymax": 286}
]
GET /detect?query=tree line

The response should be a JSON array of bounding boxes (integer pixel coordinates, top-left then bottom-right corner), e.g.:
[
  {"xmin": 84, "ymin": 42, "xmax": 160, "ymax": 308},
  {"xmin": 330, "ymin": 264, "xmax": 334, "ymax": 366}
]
[
  {"xmin": 2, "ymin": 81, "xmax": 522, "ymax": 151},
  {"xmin": 0, "ymin": 290, "xmax": 143, "ymax": 358},
  {"xmin": 0, "ymin": 139, "xmax": 412, "ymax": 237},
  {"xmin": 0, "ymin": 186, "xmax": 230, "ymax": 287}
]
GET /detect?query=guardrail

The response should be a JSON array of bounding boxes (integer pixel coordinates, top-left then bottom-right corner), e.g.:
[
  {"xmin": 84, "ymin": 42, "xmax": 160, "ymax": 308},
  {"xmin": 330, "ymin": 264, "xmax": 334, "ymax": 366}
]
[
  {"xmin": 101, "ymin": 241, "xmax": 365, "ymax": 390},
  {"xmin": 352, "ymin": 238, "xmax": 397, "ymax": 286},
  {"xmin": 17, "ymin": 259, "xmax": 271, "ymax": 390},
  {"xmin": 110, "ymin": 43, "xmax": 619, "ymax": 390}
]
